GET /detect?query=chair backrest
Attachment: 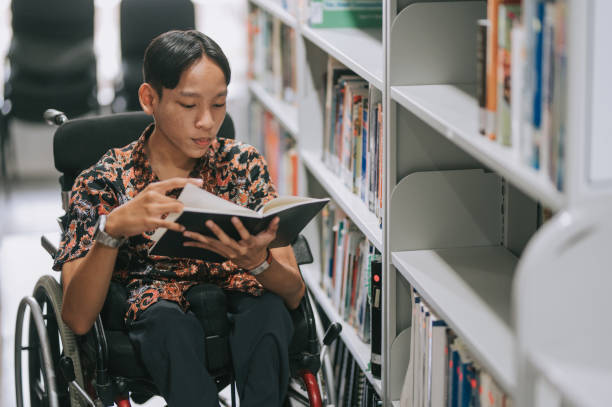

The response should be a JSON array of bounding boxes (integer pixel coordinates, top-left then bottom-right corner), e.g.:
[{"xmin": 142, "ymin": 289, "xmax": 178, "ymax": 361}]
[
  {"xmin": 120, "ymin": 0, "xmax": 195, "ymax": 59},
  {"xmin": 53, "ymin": 112, "xmax": 235, "ymax": 192},
  {"xmin": 116, "ymin": 0, "xmax": 195, "ymax": 111},
  {"xmin": 7, "ymin": 0, "xmax": 97, "ymax": 120},
  {"xmin": 11, "ymin": 0, "xmax": 94, "ymax": 40}
]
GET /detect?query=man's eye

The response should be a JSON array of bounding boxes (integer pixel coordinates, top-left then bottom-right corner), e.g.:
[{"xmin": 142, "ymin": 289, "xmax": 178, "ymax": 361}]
[
  {"xmin": 180, "ymin": 103, "xmax": 195, "ymax": 109},
  {"xmin": 213, "ymin": 103, "xmax": 226, "ymax": 108}
]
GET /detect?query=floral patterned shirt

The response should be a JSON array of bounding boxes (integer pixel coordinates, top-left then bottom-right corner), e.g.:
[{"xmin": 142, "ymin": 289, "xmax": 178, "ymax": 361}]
[{"xmin": 53, "ymin": 124, "xmax": 277, "ymax": 321}]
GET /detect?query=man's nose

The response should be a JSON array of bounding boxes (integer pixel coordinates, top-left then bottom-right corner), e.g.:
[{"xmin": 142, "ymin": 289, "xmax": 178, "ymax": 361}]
[{"xmin": 195, "ymin": 108, "xmax": 214, "ymax": 130}]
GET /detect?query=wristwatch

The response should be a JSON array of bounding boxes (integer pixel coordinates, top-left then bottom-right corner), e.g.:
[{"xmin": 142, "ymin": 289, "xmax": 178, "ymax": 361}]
[
  {"xmin": 93, "ymin": 215, "xmax": 126, "ymax": 248},
  {"xmin": 248, "ymin": 249, "xmax": 273, "ymax": 276}
]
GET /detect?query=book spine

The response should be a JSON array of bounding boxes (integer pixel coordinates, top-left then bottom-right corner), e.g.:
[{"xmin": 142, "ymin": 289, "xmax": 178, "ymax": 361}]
[
  {"xmin": 370, "ymin": 257, "xmax": 382, "ymax": 379},
  {"xmin": 476, "ymin": 19, "xmax": 489, "ymax": 136}
]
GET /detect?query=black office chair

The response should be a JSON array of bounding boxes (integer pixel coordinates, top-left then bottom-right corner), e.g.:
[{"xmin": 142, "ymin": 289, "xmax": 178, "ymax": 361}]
[
  {"xmin": 14, "ymin": 110, "xmax": 339, "ymax": 407},
  {"xmin": 112, "ymin": 0, "xmax": 195, "ymax": 112},
  {"xmin": 0, "ymin": 0, "xmax": 98, "ymax": 181}
]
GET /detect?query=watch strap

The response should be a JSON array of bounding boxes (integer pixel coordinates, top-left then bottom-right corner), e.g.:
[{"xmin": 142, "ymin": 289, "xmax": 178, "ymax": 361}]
[{"xmin": 248, "ymin": 249, "xmax": 273, "ymax": 276}]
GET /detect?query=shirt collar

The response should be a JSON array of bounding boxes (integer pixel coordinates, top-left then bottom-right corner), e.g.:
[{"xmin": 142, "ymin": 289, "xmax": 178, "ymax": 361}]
[{"xmin": 132, "ymin": 123, "xmax": 220, "ymax": 183}]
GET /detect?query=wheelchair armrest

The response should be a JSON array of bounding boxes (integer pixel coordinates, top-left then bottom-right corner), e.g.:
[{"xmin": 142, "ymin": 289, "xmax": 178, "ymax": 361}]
[
  {"xmin": 40, "ymin": 235, "xmax": 58, "ymax": 258},
  {"xmin": 288, "ymin": 289, "xmax": 321, "ymax": 376},
  {"xmin": 292, "ymin": 235, "xmax": 313, "ymax": 266},
  {"xmin": 100, "ymin": 281, "xmax": 129, "ymax": 331}
]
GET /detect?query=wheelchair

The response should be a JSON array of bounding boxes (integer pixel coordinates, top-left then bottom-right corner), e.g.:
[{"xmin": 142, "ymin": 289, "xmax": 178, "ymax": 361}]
[{"xmin": 14, "ymin": 109, "xmax": 341, "ymax": 407}]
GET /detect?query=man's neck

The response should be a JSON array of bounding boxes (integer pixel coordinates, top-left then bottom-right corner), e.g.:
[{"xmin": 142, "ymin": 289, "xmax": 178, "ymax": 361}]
[{"xmin": 146, "ymin": 128, "xmax": 198, "ymax": 180}]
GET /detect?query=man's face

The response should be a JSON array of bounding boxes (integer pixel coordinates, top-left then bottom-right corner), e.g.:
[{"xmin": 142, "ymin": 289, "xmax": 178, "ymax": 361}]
[{"xmin": 152, "ymin": 56, "xmax": 228, "ymax": 159}]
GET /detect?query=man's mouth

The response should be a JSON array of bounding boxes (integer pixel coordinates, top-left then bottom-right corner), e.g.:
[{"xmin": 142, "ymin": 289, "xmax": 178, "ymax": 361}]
[{"xmin": 193, "ymin": 138, "xmax": 212, "ymax": 147}]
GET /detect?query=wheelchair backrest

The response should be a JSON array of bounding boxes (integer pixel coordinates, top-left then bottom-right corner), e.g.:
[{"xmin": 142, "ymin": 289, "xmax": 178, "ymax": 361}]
[{"xmin": 53, "ymin": 112, "xmax": 235, "ymax": 194}]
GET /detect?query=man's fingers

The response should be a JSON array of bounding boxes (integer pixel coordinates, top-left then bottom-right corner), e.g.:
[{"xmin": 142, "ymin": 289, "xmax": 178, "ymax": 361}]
[
  {"xmin": 206, "ymin": 220, "xmax": 237, "ymax": 247},
  {"xmin": 154, "ymin": 219, "xmax": 186, "ymax": 233},
  {"xmin": 150, "ymin": 202, "xmax": 184, "ymax": 215},
  {"xmin": 265, "ymin": 216, "xmax": 280, "ymax": 236},
  {"xmin": 232, "ymin": 217, "xmax": 252, "ymax": 241},
  {"xmin": 149, "ymin": 177, "xmax": 203, "ymax": 193}
]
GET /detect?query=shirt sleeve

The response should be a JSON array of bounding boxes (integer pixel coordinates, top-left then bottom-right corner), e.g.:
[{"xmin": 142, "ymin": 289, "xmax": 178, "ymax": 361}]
[
  {"xmin": 245, "ymin": 146, "xmax": 278, "ymax": 211},
  {"xmin": 52, "ymin": 168, "xmax": 120, "ymax": 271}
]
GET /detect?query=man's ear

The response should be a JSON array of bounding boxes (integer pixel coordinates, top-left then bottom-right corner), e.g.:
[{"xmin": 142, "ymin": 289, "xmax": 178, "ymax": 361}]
[{"xmin": 138, "ymin": 83, "xmax": 159, "ymax": 115}]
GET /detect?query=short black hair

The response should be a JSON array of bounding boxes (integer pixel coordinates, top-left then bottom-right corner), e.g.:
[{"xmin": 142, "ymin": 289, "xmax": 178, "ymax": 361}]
[{"xmin": 143, "ymin": 30, "xmax": 231, "ymax": 97}]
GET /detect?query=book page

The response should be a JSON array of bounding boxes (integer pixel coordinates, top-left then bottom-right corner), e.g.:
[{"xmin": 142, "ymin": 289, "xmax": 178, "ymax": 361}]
[
  {"xmin": 179, "ymin": 183, "xmax": 255, "ymax": 216},
  {"xmin": 261, "ymin": 195, "xmax": 322, "ymax": 215}
]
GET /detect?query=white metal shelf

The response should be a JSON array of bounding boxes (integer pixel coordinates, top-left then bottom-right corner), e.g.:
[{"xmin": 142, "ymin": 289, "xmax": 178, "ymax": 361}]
[
  {"xmin": 248, "ymin": 80, "xmax": 299, "ymax": 137},
  {"xmin": 392, "ymin": 246, "xmax": 517, "ymax": 394},
  {"xmin": 300, "ymin": 25, "xmax": 383, "ymax": 90},
  {"xmin": 391, "ymin": 84, "xmax": 565, "ymax": 211},
  {"xmin": 249, "ymin": 0, "xmax": 297, "ymax": 28},
  {"xmin": 301, "ymin": 262, "xmax": 382, "ymax": 396},
  {"xmin": 528, "ymin": 348, "xmax": 612, "ymax": 407},
  {"xmin": 300, "ymin": 149, "xmax": 383, "ymax": 251}
]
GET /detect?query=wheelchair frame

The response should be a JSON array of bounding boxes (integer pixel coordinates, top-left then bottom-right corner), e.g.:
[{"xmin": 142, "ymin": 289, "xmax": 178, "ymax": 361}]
[{"xmin": 14, "ymin": 109, "xmax": 341, "ymax": 407}]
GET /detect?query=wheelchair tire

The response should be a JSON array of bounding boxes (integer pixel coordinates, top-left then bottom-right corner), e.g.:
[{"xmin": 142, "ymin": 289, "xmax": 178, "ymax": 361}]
[{"xmin": 27, "ymin": 275, "xmax": 86, "ymax": 407}]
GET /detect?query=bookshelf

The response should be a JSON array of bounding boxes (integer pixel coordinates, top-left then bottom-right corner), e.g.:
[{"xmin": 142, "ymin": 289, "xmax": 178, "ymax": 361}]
[
  {"xmin": 301, "ymin": 262, "xmax": 383, "ymax": 396},
  {"xmin": 301, "ymin": 150, "xmax": 383, "ymax": 251},
  {"xmin": 300, "ymin": 26, "xmax": 384, "ymax": 90},
  {"xmin": 248, "ymin": 80, "xmax": 299, "ymax": 136},
  {"xmin": 390, "ymin": 84, "xmax": 565, "ymax": 210},
  {"xmin": 244, "ymin": 0, "xmax": 611, "ymax": 405}
]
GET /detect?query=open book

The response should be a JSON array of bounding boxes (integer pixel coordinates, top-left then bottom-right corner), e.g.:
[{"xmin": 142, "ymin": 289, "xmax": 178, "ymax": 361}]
[{"xmin": 149, "ymin": 183, "xmax": 329, "ymax": 262}]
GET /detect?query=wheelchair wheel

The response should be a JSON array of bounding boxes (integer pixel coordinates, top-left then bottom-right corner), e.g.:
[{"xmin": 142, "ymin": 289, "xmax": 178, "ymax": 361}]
[{"xmin": 15, "ymin": 275, "xmax": 87, "ymax": 407}]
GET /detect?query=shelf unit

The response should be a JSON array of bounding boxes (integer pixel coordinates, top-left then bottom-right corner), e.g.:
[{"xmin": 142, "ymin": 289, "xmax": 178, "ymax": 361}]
[
  {"xmin": 390, "ymin": 84, "xmax": 565, "ymax": 211},
  {"xmin": 248, "ymin": 80, "xmax": 299, "ymax": 136},
  {"xmin": 245, "ymin": 0, "xmax": 386, "ymax": 398},
  {"xmin": 245, "ymin": 0, "xmax": 611, "ymax": 405},
  {"xmin": 300, "ymin": 150, "xmax": 383, "ymax": 251},
  {"xmin": 392, "ymin": 247, "xmax": 517, "ymax": 394},
  {"xmin": 301, "ymin": 263, "xmax": 382, "ymax": 396}
]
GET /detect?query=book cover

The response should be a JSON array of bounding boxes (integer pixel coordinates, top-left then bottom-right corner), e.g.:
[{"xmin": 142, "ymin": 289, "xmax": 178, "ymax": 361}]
[
  {"xmin": 370, "ymin": 257, "xmax": 382, "ymax": 379},
  {"xmin": 309, "ymin": 0, "xmax": 382, "ymax": 28},
  {"xmin": 496, "ymin": 5, "xmax": 521, "ymax": 147},
  {"xmin": 486, "ymin": 0, "xmax": 521, "ymax": 140},
  {"xmin": 149, "ymin": 184, "xmax": 329, "ymax": 262}
]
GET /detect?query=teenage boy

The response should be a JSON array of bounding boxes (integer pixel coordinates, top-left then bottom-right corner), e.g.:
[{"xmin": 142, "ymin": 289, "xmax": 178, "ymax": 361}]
[{"xmin": 54, "ymin": 30, "xmax": 305, "ymax": 406}]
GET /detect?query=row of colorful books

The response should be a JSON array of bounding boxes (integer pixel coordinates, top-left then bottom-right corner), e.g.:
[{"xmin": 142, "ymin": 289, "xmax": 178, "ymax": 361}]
[
  {"xmin": 248, "ymin": 4, "xmax": 297, "ymax": 105},
  {"xmin": 478, "ymin": 0, "xmax": 566, "ymax": 190},
  {"xmin": 400, "ymin": 289, "xmax": 513, "ymax": 407},
  {"xmin": 249, "ymin": 101, "xmax": 299, "ymax": 196},
  {"xmin": 323, "ymin": 56, "xmax": 384, "ymax": 222},
  {"xmin": 320, "ymin": 202, "xmax": 376, "ymax": 344},
  {"xmin": 329, "ymin": 336, "xmax": 382, "ymax": 407}
]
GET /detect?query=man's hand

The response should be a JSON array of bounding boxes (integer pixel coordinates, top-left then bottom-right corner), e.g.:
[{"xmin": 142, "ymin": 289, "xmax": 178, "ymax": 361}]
[
  {"xmin": 183, "ymin": 216, "xmax": 280, "ymax": 269},
  {"xmin": 105, "ymin": 177, "xmax": 203, "ymax": 238}
]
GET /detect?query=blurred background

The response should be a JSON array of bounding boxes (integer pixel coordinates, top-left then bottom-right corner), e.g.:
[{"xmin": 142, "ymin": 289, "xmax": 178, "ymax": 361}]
[{"xmin": 0, "ymin": 0, "xmax": 249, "ymax": 405}]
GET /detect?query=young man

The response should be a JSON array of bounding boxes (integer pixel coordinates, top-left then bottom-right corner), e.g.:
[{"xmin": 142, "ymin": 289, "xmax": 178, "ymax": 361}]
[{"xmin": 53, "ymin": 30, "xmax": 305, "ymax": 406}]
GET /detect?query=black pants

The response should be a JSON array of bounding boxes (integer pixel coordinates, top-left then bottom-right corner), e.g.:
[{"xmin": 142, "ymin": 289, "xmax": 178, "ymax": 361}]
[{"xmin": 127, "ymin": 291, "xmax": 294, "ymax": 407}]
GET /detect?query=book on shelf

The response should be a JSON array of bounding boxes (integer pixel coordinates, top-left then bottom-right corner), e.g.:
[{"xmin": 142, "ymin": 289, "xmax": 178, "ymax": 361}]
[
  {"xmin": 320, "ymin": 204, "xmax": 374, "ymax": 342},
  {"xmin": 476, "ymin": 19, "xmax": 489, "ymax": 136},
  {"xmin": 401, "ymin": 288, "xmax": 513, "ymax": 407},
  {"xmin": 247, "ymin": 5, "xmax": 297, "ymax": 105},
  {"xmin": 486, "ymin": 0, "xmax": 521, "ymax": 140},
  {"xmin": 323, "ymin": 57, "xmax": 384, "ymax": 222},
  {"xmin": 369, "ymin": 256, "xmax": 382, "ymax": 379},
  {"xmin": 496, "ymin": 4, "xmax": 521, "ymax": 147},
  {"xmin": 308, "ymin": 0, "xmax": 382, "ymax": 28},
  {"xmin": 249, "ymin": 104, "xmax": 299, "ymax": 196},
  {"xmin": 149, "ymin": 184, "xmax": 329, "ymax": 262}
]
